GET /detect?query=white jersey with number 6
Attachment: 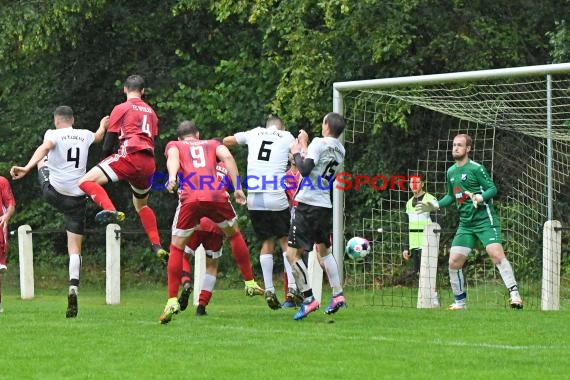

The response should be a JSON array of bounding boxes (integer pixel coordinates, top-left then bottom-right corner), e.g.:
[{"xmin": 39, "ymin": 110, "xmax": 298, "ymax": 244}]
[
  {"xmin": 44, "ymin": 127, "xmax": 95, "ymax": 196},
  {"xmin": 234, "ymin": 126, "xmax": 295, "ymax": 203},
  {"xmin": 295, "ymin": 136, "xmax": 345, "ymax": 208}
]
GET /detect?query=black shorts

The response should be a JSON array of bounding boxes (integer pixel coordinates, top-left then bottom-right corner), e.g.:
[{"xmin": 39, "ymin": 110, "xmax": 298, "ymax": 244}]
[
  {"xmin": 288, "ymin": 202, "xmax": 332, "ymax": 250},
  {"xmin": 38, "ymin": 167, "xmax": 87, "ymax": 235},
  {"xmin": 248, "ymin": 208, "xmax": 291, "ymax": 241}
]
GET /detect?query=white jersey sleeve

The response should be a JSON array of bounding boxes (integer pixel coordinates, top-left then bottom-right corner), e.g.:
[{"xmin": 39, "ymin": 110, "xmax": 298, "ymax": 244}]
[
  {"xmin": 295, "ymin": 136, "xmax": 345, "ymax": 208},
  {"xmin": 44, "ymin": 128, "xmax": 95, "ymax": 196},
  {"xmin": 234, "ymin": 130, "xmax": 249, "ymax": 145}
]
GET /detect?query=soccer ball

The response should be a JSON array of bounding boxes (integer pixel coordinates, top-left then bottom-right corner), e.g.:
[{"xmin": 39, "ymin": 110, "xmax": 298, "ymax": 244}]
[{"xmin": 345, "ymin": 237, "xmax": 370, "ymax": 260}]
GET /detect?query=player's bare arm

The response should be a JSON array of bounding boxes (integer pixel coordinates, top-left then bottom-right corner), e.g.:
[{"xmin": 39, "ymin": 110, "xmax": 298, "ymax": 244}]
[
  {"xmin": 222, "ymin": 136, "xmax": 238, "ymax": 146},
  {"xmin": 296, "ymin": 130, "xmax": 309, "ymax": 150},
  {"xmin": 215, "ymin": 144, "xmax": 245, "ymax": 205},
  {"xmin": 10, "ymin": 140, "xmax": 55, "ymax": 180},
  {"xmin": 165, "ymin": 146, "xmax": 180, "ymax": 193},
  {"xmin": 0, "ymin": 204, "xmax": 15, "ymax": 229},
  {"xmin": 93, "ymin": 116, "xmax": 110, "ymax": 143}
]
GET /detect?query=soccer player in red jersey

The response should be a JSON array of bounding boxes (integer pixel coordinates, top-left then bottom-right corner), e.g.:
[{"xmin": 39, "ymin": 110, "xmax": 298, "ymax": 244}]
[
  {"xmin": 178, "ymin": 217, "xmax": 225, "ymax": 316},
  {"xmin": 0, "ymin": 176, "xmax": 16, "ymax": 313},
  {"xmin": 159, "ymin": 120, "xmax": 264, "ymax": 324},
  {"xmin": 78, "ymin": 75, "xmax": 167, "ymax": 257}
]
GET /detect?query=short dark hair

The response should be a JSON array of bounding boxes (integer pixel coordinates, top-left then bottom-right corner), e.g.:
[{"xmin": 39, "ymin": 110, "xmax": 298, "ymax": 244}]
[
  {"xmin": 410, "ymin": 173, "xmax": 424, "ymax": 182},
  {"xmin": 177, "ymin": 120, "xmax": 199, "ymax": 138},
  {"xmin": 266, "ymin": 116, "xmax": 283, "ymax": 130},
  {"xmin": 53, "ymin": 106, "xmax": 74, "ymax": 121},
  {"xmin": 124, "ymin": 75, "xmax": 145, "ymax": 92},
  {"xmin": 324, "ymin": 112, "xmax": 346, "ymax": 137}
]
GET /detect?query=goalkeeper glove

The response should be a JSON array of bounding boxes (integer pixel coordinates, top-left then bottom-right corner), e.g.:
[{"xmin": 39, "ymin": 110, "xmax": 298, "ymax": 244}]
[
  {"xmin": 415, "ymin": 200, "xmax": 439, "ymax": 213},
  {"xmin": 464, "ymin": 191, "xmax": 483, "ymax": 208}
]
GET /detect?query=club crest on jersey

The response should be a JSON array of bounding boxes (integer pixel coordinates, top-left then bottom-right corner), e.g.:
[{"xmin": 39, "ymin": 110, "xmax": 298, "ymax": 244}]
[{"xmin": 461, "ymin": 173, "xmax": 468, "ymax": 181}]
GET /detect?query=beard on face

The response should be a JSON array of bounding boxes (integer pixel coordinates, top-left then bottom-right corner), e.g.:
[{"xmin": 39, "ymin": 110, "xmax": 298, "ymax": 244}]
[{"xmin": 452, "ymin": 151, "xmax": 466, "ymax": 160}]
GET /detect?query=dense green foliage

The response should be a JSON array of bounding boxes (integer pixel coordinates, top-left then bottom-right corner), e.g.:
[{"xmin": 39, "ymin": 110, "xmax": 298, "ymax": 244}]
[{"xmin": 1, "ymin": 0, "xmax": 569, "ymax": 278}]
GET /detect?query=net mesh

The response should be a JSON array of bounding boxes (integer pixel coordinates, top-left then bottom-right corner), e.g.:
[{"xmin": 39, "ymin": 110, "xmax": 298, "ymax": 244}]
[{"xmin": 340, "ymin": 75, "xmax": 570, "ymax": 310}]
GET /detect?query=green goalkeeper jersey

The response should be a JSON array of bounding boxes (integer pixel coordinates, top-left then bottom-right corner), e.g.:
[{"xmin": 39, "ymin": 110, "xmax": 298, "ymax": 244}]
[{"xmin": 438, "ymin": 159, "xmax": 499, "ymax": 227}]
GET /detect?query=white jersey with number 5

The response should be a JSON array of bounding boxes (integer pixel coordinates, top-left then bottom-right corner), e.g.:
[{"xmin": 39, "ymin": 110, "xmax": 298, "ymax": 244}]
[
  {"xmin": 44, "ymin": 127, "xmax": 95, "ymax": 196},
  {"xmin": 295, "ymin": 136, "xmax": 345, "ymax": 208}
]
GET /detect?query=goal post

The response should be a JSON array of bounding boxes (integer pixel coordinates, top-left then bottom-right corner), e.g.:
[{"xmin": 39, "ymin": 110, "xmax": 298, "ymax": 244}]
[{"xmin": 332, "ymin": 63, "xmax": 570, "ymax": 310}]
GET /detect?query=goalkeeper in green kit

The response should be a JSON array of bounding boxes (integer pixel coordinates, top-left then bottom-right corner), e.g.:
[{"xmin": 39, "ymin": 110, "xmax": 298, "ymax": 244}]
[{"xmin": 416, "ymin": 134, "xmax": 523, "ymax": 310}]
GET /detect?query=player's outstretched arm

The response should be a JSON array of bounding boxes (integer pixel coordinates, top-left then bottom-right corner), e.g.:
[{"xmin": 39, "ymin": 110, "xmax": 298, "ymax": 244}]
[
  {"xmin": 10, "ymin": 140, "xmax": 54, "ymax": 180},
  {"xmin": 222, "ymin": 136, "xmax": 238, "ymax": 146},
  {"xmin": 93, "ymin": 116, "xmax": 110, "ymax": 144}
]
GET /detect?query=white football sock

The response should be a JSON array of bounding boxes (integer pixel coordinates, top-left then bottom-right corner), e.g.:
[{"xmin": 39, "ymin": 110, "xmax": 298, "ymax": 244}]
[
  {"xmin": 69, "ymin": 253, "xmax": 81, "ymax": 293},
  {"xmin": 282, "ymin": 252, "xmax": 296, "ymax": 287},
  {"xmin": 496, "ymin": 258, "xmax": 518, "ymax": 291},
  {"xmin": 201, "ymin": 274, "xmax": 216, "ymax": 292},
  {"xmin": 292, "ymin": 259, "xmax": 311, "ymax": 292},
  {"xmin": 260, "ymin": 253, "xmax": 274, "ymax": 293},
  {"xmin": 448, "ymin": 267, "xmax": 465, "ymax": 299},
  {"xmin": 322, "ymin": 253, "xmax": 342, "ymax": 295}
]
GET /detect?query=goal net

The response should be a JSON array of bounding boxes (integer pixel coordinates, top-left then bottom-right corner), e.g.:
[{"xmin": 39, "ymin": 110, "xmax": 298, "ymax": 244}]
[{"xmin": 332, "ymin": 63, "xmax": 570, "ymax": 310}]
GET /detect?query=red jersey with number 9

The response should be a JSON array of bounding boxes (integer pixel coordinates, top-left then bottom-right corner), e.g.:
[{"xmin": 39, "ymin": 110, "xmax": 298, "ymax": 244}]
[
  {"xmin": 108, "ymin": 97, "xmax": 159, "ymax": 154},
  {"xmin": 165, "ymin": 138, "xmax": 229, "ymax": 203}
]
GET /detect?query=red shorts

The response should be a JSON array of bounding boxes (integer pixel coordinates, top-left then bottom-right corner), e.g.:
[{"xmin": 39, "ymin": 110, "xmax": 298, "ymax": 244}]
[
  {"xmin": 172, "ymin": 201, "xmax": 237, "ymax": 237},
  {"xmin": 187, "ymin": 230, "xmax": 223, "ymax": 252},
  {"xmin": 99, "ymin": 150, "xmax": 156, "ymax": 192}
]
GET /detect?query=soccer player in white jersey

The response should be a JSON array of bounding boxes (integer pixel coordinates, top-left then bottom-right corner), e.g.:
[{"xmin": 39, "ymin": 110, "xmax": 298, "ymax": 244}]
[
  {"xmin": 11, "ymin": 106, "xmax": 107, "ymax": 318},
  {"xmin": 224, "ymin": 116, "xmax": 301, "ymax": 310},
  {"xmin": 285, "ymin": 112, "xmax": 346, "ymax": 320}
]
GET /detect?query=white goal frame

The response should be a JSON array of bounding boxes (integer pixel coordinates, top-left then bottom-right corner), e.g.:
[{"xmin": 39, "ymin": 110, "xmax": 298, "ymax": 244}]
[{"xmin": 331, "ymin": 63, "xmax": 570, "ymax": 306}]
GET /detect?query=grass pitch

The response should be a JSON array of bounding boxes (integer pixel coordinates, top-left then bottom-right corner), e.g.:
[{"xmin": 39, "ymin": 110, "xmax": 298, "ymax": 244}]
[{"xmin": 0, "ymin": 286, "xmax": 568, "ymax": 379}]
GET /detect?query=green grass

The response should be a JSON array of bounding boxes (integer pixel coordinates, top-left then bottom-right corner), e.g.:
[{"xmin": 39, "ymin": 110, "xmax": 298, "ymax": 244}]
[{"xmin": 1, "ymin": 285, "xmax": 569, "ymax": 379}]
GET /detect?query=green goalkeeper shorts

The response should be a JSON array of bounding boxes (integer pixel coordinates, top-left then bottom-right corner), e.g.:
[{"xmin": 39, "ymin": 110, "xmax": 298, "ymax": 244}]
[{"xmin": 451, "ymin": 223, "xmax": 503, "ymax": 249}]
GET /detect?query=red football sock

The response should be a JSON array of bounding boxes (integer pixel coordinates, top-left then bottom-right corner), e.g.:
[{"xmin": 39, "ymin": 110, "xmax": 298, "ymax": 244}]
[
  {"xmin": 283, "ymin": 271, "xmax": 288, "ymax": 298},
  {"xmin": 199, "ymin": 290, "xmax": 212, "ymax": 306},
  {"xmin": 228, "ymin": 231, "xmax": 253, "ymax": 281},
  {"xmin": 138, "ymin": 206, "xmax": 160, "ymax": 246},
  {"xmin": 167, "ymin": 244, "xmax": 184, "ymax": 298},
  {"xmin": 181, "ymin": 255, "xmax": 192, "ymax": 284},
  {"xmin": 79, "ymin": 181, "xmax": 115, "ymax": 210}
]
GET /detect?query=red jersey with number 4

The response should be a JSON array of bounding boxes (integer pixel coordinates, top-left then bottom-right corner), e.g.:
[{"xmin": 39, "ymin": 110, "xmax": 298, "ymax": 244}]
[
  {"xmin": 165, "ymin": 138, "xmax": 229, "ymax": 203},
  {"xmin": 109, "ymin": 97, "xmax": 159, "ymax": 154}
]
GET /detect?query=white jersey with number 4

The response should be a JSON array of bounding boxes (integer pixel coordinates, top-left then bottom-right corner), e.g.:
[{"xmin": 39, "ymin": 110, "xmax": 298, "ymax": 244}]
[
  {"xmin": 44, "ymin": 127, "xmax": 95, "ymax": 196},
  {"xmin": 295, "ymin": 136, "xmax": 345, "ymax": 208}
]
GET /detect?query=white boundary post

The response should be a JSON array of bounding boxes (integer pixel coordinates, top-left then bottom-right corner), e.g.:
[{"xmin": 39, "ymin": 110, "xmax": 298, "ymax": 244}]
[
  {"xmin": 308, "ymin": 249, "xmax": 323, "ymax": 303},
  {"xmin": 192, "ymin": 245, "xmax": 206, "ymax": 306},
  {"xmin": 106, "ymin": 223, "xmax": 121, "ymax": 305},
  {"xmin": 18, "ymin": 224, "xmax": 34, "ymax": 299},
  {"xmin": 417, "ymin": 223, "xmax": 440, "ymax": 308},
  {"xmin": 541, "ymin": 220, "xmax": 561, "ymax": 311}
]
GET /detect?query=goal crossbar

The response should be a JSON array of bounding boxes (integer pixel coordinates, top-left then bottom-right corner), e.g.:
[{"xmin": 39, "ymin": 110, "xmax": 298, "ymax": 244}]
[{"xmin": 333, "ymin": 63, "xmax": 570, "ymax": 91}]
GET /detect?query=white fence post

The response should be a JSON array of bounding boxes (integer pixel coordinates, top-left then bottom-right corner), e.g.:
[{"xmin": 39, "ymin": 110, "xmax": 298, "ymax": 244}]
[
  {"xmin": 106, "ymin": 223, "xmax": 121, "ymax": 305},
  {"xmin": 541, "ymin": 220, "xmax": 561, "ymax": 311},
  {"xmin": 192, "ymin": 245, "xmax": 206, "ymax": 306},
  {"xmin": 417, "ymin": 223, "xmax": 440, "ymax": 309},
  {"xmin": 18, "ymin": 224, "xmax": 34, "ymax": 300}
]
